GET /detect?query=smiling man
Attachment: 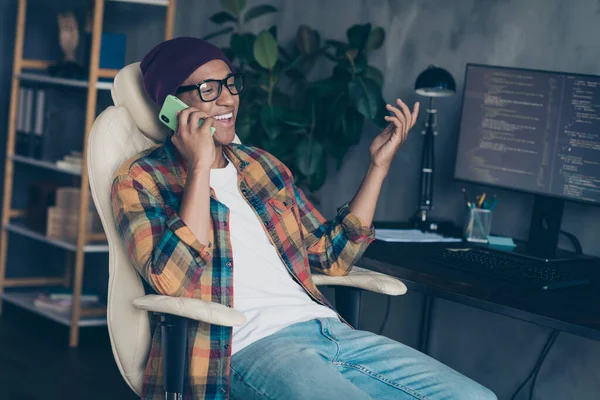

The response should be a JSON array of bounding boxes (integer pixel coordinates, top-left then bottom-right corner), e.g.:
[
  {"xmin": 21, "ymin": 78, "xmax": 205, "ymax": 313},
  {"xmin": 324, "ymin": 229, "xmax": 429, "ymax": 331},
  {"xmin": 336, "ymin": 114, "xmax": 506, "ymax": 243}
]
[{"xmin": 111, "ymin": 37, "xmax": 496, "ymax": 400}]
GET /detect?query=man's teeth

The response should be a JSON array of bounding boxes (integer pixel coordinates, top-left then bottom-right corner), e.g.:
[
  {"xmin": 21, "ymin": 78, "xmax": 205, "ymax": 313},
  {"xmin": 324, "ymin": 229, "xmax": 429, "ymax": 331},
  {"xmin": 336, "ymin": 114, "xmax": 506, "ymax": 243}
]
[{"xmin": 215, "ymin": 113, "xmax": 233, "ymax": 121}]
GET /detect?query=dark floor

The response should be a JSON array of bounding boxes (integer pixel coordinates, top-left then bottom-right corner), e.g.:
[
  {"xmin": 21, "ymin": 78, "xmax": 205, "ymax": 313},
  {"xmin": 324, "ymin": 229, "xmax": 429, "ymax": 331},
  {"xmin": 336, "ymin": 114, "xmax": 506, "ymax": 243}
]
[{"xmin": 0, "ymin": 302, "xmax": 137, "ymax": 400}]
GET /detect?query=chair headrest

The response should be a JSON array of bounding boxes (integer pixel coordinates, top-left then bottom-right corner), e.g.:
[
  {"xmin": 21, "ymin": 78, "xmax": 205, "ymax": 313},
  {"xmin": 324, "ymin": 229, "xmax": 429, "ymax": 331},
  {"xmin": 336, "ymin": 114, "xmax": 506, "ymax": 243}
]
[{"xmin": 111, "ymin": 62, "xmax": 169, "ymax": 143}]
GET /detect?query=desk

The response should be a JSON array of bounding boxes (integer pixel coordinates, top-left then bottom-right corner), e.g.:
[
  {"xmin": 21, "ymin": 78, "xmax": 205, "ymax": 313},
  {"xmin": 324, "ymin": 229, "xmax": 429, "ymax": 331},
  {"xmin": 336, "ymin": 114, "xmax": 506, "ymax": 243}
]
[{"xmin": 355, "ymin": 238, "xmax": 600, "ymax": 352}]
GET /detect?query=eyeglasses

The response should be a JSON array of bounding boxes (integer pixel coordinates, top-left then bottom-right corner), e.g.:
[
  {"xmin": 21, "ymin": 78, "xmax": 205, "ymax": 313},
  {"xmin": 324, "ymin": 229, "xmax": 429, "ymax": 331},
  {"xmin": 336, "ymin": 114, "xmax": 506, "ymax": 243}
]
[{"xmin": 176, "ymin": 73, "xmax": 244, "ymax": 102}]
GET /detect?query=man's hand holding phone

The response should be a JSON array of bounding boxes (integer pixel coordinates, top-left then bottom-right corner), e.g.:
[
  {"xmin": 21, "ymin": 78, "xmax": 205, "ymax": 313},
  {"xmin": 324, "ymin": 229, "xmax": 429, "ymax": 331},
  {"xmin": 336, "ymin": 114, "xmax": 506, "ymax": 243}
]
[{"xmin": 171, "ymin": 107, "xmax": 217, "ymax": 171}]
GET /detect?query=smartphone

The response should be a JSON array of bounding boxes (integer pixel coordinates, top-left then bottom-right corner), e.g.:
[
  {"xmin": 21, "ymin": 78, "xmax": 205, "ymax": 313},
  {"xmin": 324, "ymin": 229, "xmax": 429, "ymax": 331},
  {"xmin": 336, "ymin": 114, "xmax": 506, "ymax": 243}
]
[{"xmin": 159, "ymin": 94, "xmax": 216, "ymax": 135}]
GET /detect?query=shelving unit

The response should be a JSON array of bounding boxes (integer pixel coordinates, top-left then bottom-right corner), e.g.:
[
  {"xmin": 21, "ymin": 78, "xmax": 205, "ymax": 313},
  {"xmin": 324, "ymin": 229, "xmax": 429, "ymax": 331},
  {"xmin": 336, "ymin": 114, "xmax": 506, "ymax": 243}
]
[{"xmin": 0, "ymin": 0, "xmax": 176, "ymax": 347}]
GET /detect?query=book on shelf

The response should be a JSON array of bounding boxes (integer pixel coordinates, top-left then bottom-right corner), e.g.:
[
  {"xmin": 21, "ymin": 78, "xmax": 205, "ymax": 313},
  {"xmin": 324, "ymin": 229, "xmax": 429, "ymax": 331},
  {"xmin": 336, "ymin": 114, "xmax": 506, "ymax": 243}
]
[
  {"xmin": 15, "ymin": 87, "xmax": 47, "ymax": 160},
  {"xmin": 33, "ymin": 292, "xmax": 103, "ymax": 314},
  {"xmin": 15, "ymin": 87, "xmax": 34, "ymax": 157},
  {"xmin": 16, "ymin": 87, "xmax": 29, "ymax": 156},
  {"xmin": 46, "ymin": 186, "xmax": 103, "ymax": 242},
  {"xmin": 55, "ymin": 150, "xmax": 83, "ymax": 173},
  {"xmin": 32, "ymin": 89, "xmax": 46, "ymax": 159},
  {"xmin": 47, "ymin": 290, "xmax": 99, "ymax": 302}
]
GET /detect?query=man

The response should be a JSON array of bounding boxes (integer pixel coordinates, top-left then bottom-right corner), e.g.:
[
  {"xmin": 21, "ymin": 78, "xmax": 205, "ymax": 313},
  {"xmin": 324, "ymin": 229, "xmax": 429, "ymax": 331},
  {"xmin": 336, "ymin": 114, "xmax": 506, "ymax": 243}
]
[{"xmin": 112, "ymin": 37, "xmax": 496, "ymax": 400}]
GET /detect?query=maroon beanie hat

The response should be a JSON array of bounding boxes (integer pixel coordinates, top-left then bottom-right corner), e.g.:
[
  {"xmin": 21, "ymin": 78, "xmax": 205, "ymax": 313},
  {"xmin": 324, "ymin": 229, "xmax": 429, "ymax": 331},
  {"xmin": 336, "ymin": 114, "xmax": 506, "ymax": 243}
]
[{"xmin": 140, "ymin": 37, "xmax": 235, "ymax": 107}]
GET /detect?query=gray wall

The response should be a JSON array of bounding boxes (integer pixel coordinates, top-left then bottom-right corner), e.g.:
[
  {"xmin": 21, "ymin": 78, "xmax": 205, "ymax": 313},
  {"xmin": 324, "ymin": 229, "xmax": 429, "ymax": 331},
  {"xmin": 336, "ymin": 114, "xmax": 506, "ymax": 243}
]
[{"xmin": 1, "ymin": 0, "xmax": 600, "ymax": 399}]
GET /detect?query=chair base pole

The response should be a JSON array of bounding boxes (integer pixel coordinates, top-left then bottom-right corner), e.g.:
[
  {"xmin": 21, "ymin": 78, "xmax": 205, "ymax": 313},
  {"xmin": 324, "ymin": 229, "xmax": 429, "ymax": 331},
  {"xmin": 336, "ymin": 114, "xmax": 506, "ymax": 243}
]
[{"xmin": 161, "ymin": 314, "xmax": 188, "ymax": 398}]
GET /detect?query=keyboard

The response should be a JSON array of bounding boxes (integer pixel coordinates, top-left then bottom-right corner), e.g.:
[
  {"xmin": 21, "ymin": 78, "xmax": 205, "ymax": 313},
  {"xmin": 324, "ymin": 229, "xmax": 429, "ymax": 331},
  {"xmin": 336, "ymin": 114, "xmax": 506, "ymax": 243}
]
[{"xmin": 431, "ymin": 248, "xmax": 590, "ymax": 290}]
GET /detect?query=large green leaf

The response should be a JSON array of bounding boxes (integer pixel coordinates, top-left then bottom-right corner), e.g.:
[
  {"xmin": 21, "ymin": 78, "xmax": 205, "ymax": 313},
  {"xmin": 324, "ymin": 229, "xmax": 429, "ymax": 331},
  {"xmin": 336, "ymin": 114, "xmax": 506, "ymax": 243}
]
[
  {"xmin": 311, "ymin": 77, "xmax": 344, "ymax": 95},
  {"xmin": 345, "ymin": 48, "xmax": 358, "ymax": 60},
  {"xmin": 328, "ymin": 94, "xmax": 349, "ymax": 133},
  {"xmin": 221, "ymin": 47, "xmax": 235, "ymax": 63},
  {"xmin": 366, "ymin": 27, "xmax": 385, "ymax": 50},
  {"xmin": 325, "ymin": 138, "xmax": 347, "ymax": 170},
  {"xmin": 338, "ymin": 52, "xmax": 366, "ymax": 75},
  {"xmin": 285, "ymin": 68, "xmax": 305, "ymax": 81},
  {"xmin": 296, "ymin": 25, "xmax": 320, "ymax": 55},
  {"xmin": 342, "ymin": 109, "xmax": 364, "ymax": 145},
  {"xmin": 269, "ymin": 25, "xmax": 278, "ymax": 40},
  {"xmin": 348, "ymin": 77, "xmax": 384, "ymax": 120},
  {"xmin": 210, "ymin": 11, "xmax": 237, "ymax": 25},
  {"xmin": 260, "ymin": 106, "xmax": 284, "ymax": 139},
  {"xmin": 253, "ymin": 31, "xmax": 278, "ymax": 70},
  {"xmin": 365, "ymin": 65, "xmax": 384, "ymax": 87},
  {"xmin": 278, "ymin": 45, "xmax": 290, "ymax": 61},
  {"xmin": 220, "ymin": 0, "xmax": 247, "ymax": 17},
  {"xmin": 286, "ymin": 52, "xmax": 319, "ymax": 76},
  {"xmin": 332, "ymin": 66, "xmax": 352, "ymax": 84},
  {"xmin": 325, "ymin": 40, "xmax": 347, "ymax": 55},
  {"xmin": 374, "ymin": 101, "xmax": 389, "ymax": 129},
  {"xmin": 352, "ymin": 54, "xmax": 367, "ymax": 74},
  {"xmin": 308, "ymin": 156, "xmax": 327, "ymax": 191},
  {"xmin": 295, "ymin": 137, "xmax": 324, "ymax": 176},
  {"xmin": 235, "ymin": 110, "xmax": 255, "ymax": 141},
  {"xmin": 244, "ymin": 4, "xmax": 277, "ymax": 23},
  {"xmin": 262, "ymin": 134, "xmax": 296, "ymax": 160},
  {"xmin": 346, "ymin": 23, "xmax": 371, "ymax": 51},
  {"xmin": 202, "ymin": 27, "xmax": 235, "ymax": 41},
  {"xmin": 230, "ymin": 33, "xmax": 255, "ymax": 63},
  {"xmin": 282, "ymin": 108, "xmax": 310, "ymax": 128}
]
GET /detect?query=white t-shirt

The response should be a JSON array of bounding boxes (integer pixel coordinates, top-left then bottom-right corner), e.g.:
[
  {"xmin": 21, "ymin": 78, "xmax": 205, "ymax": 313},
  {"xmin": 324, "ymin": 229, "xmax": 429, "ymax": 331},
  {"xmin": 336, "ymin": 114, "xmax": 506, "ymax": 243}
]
[{"xmin": 209, "ymin": 161, "xmax": 338, "ymax": 355}]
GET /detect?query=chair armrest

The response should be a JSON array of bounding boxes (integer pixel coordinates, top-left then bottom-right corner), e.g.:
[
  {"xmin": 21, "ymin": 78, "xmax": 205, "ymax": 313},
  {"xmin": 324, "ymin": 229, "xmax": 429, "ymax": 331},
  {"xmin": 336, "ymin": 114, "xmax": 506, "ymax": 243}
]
[
  {"xmin": 312, "ymin": 267, "xmax": 407, "ymax": 296},
  {"xmin": 132, "ymin": 295, "xmax": 246, "ymax": 327}
]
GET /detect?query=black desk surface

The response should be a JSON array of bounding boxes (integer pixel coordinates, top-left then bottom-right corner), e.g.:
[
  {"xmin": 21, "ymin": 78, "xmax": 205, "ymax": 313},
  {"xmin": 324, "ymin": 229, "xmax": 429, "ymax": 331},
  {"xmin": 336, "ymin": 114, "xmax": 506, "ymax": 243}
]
[{"xmin": 357, "ymin": 238, "xmax": 600, "ymax": 341}]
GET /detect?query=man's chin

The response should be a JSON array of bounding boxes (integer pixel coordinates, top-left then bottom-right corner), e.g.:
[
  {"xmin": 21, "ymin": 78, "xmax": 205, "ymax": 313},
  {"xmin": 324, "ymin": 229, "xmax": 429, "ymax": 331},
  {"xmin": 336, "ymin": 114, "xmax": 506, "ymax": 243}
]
[{"xmin": 213, "ymin": 128, "xmax": 238, "ymax": 146}]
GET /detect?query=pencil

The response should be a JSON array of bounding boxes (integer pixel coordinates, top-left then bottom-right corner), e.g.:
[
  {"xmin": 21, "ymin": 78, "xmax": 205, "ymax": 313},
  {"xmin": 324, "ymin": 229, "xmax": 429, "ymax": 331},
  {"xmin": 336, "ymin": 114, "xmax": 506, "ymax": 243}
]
[{"xmin": 477, "ymin": 193, "xmax": 486, "ymax": 208}]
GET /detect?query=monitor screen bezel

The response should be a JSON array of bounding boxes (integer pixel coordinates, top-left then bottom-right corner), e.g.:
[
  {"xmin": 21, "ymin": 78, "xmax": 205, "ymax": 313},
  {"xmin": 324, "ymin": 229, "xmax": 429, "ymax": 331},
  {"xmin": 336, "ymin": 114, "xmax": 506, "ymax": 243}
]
[{"xmin": 453, "ymin": 62, "xmax": 600, "ymax": 208}]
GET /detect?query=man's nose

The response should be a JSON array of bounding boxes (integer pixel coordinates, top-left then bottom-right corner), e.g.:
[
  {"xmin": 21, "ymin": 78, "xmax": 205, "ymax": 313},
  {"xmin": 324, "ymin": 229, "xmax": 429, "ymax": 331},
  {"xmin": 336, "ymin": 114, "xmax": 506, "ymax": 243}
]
[{"xmin": 216, "ymin": 87, "xmax": 235, "ymax": 107}]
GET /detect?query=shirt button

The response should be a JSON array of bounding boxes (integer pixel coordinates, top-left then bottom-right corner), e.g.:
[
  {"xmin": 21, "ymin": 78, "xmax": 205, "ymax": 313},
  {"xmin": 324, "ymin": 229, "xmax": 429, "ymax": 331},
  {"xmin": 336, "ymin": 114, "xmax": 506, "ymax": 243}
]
[
  {"xmin": 220, "ymin": 388, "xmax": 227, "ymax": 393},
  {"xmin": 264, "ymin": 221, "xmax": 269, "ymax": 227},
  {"xmin": 226, "ymin": 262, "xmax": 232, "ymax": 267}
]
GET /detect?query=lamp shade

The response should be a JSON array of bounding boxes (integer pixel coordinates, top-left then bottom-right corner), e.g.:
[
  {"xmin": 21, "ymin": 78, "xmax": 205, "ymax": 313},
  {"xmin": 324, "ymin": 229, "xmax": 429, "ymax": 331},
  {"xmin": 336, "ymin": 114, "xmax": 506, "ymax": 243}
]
[{"xmin": 414, "ymin": 65, "xmax": 456, "ymax": 97}]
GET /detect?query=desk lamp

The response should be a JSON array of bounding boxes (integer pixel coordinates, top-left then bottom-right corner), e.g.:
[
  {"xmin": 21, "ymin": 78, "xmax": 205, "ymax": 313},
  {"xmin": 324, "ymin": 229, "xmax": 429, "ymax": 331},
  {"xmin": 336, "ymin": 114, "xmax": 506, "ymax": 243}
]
[{"xmin": 410, "ymin": 65, "xmax": 456, "ymax": 232}]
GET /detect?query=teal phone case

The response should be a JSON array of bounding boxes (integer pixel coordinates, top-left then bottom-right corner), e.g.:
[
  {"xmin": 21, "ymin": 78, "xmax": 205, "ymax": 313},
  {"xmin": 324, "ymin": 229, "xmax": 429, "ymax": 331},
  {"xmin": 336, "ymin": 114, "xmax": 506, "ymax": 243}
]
[{"xmin": 159, "ymin": 94, "xmax": 216, "ymax": 135}]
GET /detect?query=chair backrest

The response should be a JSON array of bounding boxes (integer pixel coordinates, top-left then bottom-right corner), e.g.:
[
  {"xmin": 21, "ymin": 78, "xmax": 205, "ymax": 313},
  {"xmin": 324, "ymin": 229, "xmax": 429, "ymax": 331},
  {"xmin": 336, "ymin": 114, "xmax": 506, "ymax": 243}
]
[
  {"xmin": 88, "ymin": 62, "xmax": 241, "ymax": 395},
  {"xmin": 88, "ymin": 62, "xmax": 162, "ymax": 395}
]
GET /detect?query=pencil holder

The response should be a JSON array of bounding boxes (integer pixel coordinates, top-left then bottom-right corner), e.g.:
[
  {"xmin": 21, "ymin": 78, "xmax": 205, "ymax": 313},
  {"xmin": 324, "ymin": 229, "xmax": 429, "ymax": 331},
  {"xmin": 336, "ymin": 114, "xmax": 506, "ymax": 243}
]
[{"xmin": 463, "ymin": 208, "xmax": 492, "ymax": 243}]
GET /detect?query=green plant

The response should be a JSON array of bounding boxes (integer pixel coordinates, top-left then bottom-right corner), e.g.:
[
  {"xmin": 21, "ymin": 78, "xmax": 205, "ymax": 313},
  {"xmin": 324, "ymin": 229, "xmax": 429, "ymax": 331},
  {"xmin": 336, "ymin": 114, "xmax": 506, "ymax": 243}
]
[{"xmin": 205, "ymin": 0, "xmax": 387, "ymax": 192}]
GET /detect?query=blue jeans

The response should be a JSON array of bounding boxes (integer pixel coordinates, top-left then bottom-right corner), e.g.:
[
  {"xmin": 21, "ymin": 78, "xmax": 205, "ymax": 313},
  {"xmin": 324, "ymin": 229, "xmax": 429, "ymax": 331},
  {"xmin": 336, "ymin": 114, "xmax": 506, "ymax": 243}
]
[{"xmin": 230, "ymin": 318, "xmax": 496, "ymax": 400}]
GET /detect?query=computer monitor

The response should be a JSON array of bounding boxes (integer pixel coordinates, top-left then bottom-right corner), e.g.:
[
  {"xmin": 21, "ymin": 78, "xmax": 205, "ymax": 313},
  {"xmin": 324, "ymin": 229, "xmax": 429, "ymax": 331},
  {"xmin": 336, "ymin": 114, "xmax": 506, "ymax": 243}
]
[{"xmin": 454, "ymin": 63, "xmax": 600, "ymax": 260}]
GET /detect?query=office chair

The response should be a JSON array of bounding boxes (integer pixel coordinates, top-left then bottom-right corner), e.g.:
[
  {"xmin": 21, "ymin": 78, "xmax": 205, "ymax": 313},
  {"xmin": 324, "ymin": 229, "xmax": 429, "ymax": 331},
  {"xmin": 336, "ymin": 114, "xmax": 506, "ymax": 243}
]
[{"xmin": 87, "ymin": 62, "xmax": 407, "ymax": 399}]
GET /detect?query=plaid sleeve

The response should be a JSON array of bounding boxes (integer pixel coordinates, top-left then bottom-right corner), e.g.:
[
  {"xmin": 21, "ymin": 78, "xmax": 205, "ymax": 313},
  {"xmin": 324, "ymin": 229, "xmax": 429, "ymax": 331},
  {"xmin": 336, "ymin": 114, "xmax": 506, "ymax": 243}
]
[
  {"xmin": 111, "ymin": 172, "xmax": 212, "ymax": 297},
  {"xmin": 293, "ymin": 184, "xmax": 375, "ymax": 276}
]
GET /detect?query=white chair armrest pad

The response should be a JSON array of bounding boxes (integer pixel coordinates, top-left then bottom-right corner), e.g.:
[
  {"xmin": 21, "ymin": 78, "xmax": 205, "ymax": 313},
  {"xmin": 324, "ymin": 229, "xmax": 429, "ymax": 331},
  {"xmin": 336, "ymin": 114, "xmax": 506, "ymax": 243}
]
[
  {"xmin": 313, "ymin": 267, "xmax": 407, "ymax": 296},
  {"xmin": 132, "ymin": 295, "xmax": 246, "ymax": 327}
]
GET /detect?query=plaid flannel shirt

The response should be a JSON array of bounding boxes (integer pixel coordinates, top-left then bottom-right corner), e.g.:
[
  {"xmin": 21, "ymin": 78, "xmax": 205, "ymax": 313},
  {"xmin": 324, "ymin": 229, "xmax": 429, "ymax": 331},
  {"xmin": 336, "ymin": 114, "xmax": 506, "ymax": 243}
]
[{"xmin": 111, "ymin": 140, "xmax": 375, "ymax": 399}]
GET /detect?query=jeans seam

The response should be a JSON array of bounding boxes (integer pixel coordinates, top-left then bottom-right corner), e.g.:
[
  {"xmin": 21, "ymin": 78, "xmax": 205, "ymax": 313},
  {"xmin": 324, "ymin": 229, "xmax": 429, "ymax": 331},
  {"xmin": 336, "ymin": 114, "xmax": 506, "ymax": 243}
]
[
  {"xmin": 229, "ymin": 366, "xmax": 274, "ymax": 400},
  {"xmin": 318, "ymin": 319, "xmax": 341, "ymax": 362},
  {"xmin": 333, "ymin": 361, "xmax": 432, "ymax": 400}
]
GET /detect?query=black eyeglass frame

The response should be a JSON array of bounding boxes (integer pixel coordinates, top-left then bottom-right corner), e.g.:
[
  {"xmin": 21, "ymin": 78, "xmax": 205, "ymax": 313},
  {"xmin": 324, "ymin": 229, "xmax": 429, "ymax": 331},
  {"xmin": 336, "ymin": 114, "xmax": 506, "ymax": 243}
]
[{"xmin": 175, "ymin": 73, "xmax": 244, "ymax": 102}]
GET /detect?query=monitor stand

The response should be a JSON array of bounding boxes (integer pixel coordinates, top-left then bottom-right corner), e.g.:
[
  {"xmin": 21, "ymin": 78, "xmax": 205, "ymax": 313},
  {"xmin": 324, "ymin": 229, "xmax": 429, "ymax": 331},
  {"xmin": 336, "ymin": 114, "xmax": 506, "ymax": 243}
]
[{"xmin": 505, "ymin": 195, "xmax": 591, "ymax": 262}]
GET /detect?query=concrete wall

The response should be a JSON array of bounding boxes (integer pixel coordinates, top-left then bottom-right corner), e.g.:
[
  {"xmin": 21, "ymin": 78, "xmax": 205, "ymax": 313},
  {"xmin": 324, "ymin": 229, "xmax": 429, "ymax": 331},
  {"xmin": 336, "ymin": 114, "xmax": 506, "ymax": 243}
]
[{"xmin": 1, "ymin": 0, "xmax": 599, "ymax": 399}]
